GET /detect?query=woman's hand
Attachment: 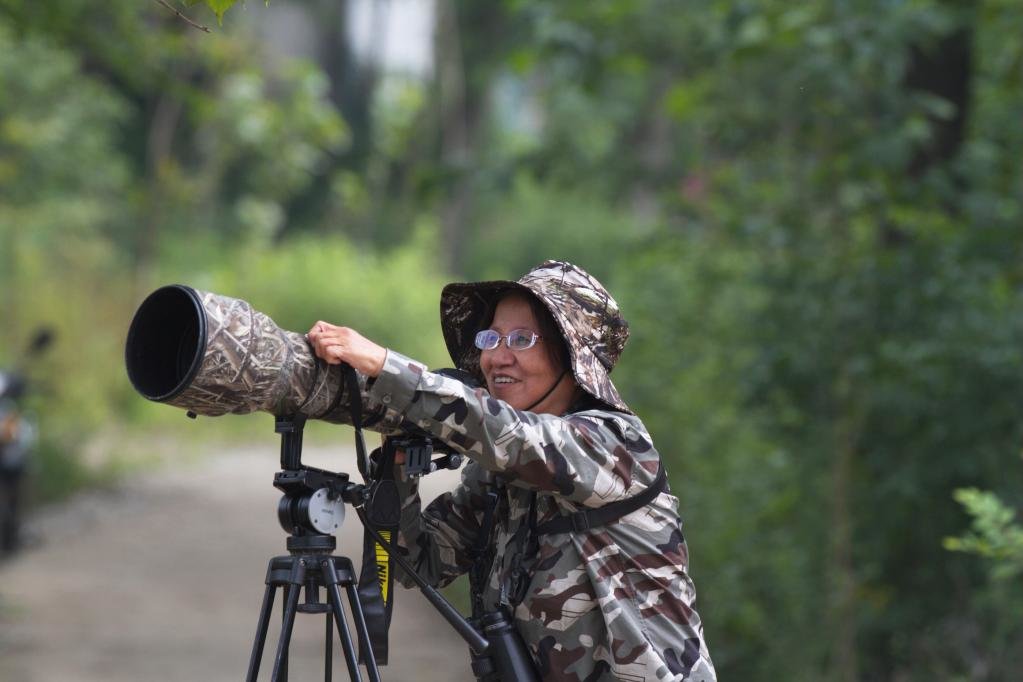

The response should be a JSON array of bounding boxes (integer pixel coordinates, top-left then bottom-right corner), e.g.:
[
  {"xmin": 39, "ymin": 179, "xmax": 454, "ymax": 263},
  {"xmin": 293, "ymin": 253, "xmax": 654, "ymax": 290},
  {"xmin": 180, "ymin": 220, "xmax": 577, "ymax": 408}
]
[{"xmin": 306, "ymin": 321, "xmax": 387, "ymax": 378}]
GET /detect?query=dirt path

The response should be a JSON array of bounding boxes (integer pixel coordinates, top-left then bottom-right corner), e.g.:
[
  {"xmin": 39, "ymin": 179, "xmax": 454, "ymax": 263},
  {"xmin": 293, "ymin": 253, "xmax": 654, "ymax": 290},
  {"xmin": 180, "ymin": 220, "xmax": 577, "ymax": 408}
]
[{"xmin": 0, "ymin": 443, "xmax": 470, "ymax": 681}]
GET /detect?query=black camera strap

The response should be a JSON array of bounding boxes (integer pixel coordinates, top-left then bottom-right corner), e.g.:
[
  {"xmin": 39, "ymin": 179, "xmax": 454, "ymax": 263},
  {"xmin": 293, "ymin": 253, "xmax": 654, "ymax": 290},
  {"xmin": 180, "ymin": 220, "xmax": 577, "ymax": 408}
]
[
  {"xmin": 504, "ymin": 463, "xmax": 667, "ymax": 608},
  {"xmin": 340, "ymin": 363, "xmax": 370, "ymax": 481},
  {"xmin": 533, "ymin": 463, "xmax": 667, "ymax": 536},
  {"xmin": 468, "ymin": 477, "xmax": 502, "ymax": 620},
  {"xmin": 336, "ymin": 363, "xmax": 397, "ymax": 666},
  {"xmin": 356, "ymin": 444, "xmax": 400, "ymax": 666}
]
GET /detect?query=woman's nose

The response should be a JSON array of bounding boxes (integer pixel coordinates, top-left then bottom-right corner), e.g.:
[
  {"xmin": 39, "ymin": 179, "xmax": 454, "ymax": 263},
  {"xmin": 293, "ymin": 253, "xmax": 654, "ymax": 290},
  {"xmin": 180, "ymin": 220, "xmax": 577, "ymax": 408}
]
[{"xmin": 484, "ymin": 344, "xmax": 514, "ymax": 366}]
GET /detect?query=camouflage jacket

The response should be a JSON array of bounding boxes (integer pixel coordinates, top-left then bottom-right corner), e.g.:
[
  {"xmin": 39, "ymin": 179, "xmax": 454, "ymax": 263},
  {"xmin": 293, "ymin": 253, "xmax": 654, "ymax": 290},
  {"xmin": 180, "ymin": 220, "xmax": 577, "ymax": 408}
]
[{"xmin": 364, "ymin": 350, "xmax": 716, "ymax": 682}]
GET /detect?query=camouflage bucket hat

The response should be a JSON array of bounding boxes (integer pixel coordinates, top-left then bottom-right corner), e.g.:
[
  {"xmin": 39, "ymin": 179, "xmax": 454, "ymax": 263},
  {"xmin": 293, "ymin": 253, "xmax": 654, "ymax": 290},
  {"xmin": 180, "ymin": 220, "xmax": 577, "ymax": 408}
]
[{"xmin": 440, "ymin": 260, "xmax": 632, "ymax": 414}]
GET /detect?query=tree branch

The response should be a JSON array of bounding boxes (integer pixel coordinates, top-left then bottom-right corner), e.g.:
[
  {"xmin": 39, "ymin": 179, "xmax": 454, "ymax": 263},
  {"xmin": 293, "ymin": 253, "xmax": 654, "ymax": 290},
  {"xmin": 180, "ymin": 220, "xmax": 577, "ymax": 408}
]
[{"xmin": 151, "ymin": 0, "xmax": 212, "ymax": 33}]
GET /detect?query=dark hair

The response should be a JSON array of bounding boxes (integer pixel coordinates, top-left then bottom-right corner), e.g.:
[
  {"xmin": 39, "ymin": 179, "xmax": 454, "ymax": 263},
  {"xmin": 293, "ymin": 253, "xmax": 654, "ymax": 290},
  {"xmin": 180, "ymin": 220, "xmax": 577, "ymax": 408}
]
[{"xmin": 483, "ymin": 290, "xmax": 572, "ymax": 372}]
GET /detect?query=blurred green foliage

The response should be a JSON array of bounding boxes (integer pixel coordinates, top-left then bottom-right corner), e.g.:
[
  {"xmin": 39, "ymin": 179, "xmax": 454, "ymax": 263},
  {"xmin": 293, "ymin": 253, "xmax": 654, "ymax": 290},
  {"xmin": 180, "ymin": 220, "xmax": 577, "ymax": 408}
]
[
  {"xmin": 1, "ymin": 0, "xmax": 1022, "ymax": 679},
  {"xmin": 946, "ymin": 488, "xmax": 1023, "ymax": 581},
  {"xmin": 0, "ymin": 0, "xmax": 444, "ymax": 481}
]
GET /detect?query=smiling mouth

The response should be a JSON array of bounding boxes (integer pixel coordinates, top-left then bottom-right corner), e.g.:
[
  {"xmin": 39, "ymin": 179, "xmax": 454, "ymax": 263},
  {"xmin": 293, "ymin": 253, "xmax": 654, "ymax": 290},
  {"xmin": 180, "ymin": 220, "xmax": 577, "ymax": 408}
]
[{"xmin": 491, "ymin": 375, "xmax": 519, "ymax": 387}]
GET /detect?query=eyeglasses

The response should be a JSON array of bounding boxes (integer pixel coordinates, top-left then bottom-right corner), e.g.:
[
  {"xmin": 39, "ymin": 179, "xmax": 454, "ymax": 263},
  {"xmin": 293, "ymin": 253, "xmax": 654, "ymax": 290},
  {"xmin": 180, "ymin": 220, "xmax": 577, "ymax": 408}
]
[{"xmin": 474, "ymin": 329, "xmax": 542, "ymax": 351}]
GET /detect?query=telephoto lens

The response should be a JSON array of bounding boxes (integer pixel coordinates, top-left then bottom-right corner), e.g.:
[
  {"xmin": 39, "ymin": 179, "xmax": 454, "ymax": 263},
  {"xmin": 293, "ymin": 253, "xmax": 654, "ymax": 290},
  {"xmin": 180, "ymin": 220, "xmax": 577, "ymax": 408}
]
[{"xmin": 125, "ymin": 285, "xmax": 349, "ymax": 420}]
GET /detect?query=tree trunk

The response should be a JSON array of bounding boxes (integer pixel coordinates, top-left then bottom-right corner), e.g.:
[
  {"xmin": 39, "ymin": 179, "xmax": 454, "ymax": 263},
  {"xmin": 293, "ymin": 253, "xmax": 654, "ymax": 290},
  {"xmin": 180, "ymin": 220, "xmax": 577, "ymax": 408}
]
[
  {"xmin": 904, "ymin": 24, "xmax": 973, "ymax": 178},
  {"xmin": 434, "ymin": 0, "xmax": 471, "ymax": 274},
  {"xmin": 134, "ymin": 89, "xmax": 182, "ymax": 299},
  {"xmin": 322, "ymin": 0, "xmax": 375, "ymax": 169},
  {"xmin": 829, "ymin": 368, "xmax": 864, "ymax": 682}
]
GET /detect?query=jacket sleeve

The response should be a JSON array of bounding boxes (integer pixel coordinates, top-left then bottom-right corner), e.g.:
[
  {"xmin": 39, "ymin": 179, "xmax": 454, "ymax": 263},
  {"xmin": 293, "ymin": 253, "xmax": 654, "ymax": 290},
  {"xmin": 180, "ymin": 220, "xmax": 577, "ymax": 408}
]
[
  {"xmin": 367, "ymin": 350, "xmax": 659, "ymax": 508},
  {"xmin": 392, "ymin": 460, "xmax": 490, "ymax": 589}
]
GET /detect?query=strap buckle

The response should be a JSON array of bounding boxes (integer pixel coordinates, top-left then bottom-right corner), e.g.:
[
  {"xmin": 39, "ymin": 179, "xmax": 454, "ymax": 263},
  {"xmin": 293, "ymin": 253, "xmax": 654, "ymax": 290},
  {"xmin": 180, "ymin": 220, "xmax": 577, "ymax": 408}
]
[{"xmin": 568, "ymin": 510, "xmax": 591, "ymax": 533}]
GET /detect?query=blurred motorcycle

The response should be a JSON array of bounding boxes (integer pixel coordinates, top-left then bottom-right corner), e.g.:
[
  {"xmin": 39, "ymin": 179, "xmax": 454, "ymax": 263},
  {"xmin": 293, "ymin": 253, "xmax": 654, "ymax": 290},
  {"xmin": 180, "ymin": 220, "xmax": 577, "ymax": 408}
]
[{"xmin": 0, "ymin": 328, "xmax": 54, "ymax": 555}]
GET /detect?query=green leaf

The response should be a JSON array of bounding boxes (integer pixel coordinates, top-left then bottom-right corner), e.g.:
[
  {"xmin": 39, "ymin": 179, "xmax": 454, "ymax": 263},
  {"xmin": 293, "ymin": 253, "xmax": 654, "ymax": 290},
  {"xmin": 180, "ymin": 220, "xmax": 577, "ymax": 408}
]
[
  {"xmin": 946, "ymin": 487, "xmax": 1023, "ymax": 579},
  {"xmin": 737, "ymin": 16, "xmax": 770, "ymax": 47},
  {"xmin": 205, "ymin": 0, "xmax": 238, "ymax": 25},
  {"xmin": 663, "ymin": 78, "xmax": 709, "ymax": 121}
]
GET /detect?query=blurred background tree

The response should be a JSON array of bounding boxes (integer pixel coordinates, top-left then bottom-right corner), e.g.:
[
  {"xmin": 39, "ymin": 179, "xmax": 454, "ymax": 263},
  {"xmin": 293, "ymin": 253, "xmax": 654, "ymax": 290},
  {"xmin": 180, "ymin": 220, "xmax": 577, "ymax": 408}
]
[{"xmin": 0, "ymin": 0, "xmax": 1021, "ymax": 679}]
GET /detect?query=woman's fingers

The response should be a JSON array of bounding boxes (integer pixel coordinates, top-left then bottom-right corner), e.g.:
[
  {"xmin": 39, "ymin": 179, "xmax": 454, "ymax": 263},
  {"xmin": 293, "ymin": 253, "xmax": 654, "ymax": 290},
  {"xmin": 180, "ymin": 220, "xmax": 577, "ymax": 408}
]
[
  {"xmin": 307, "ymin": 321, "xmax": 348, "ymax": 363},
  {"xmin": 305, "ymin": 322, "xmax": 387, "ymax": 377}
]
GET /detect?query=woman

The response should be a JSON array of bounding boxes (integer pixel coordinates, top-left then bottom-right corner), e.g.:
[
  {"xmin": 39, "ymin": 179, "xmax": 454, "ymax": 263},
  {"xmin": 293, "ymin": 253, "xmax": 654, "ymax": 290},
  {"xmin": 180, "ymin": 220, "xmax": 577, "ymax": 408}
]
[{"xmin": 307, "ymin": 260, "xmax": 716, "ymax": 682}]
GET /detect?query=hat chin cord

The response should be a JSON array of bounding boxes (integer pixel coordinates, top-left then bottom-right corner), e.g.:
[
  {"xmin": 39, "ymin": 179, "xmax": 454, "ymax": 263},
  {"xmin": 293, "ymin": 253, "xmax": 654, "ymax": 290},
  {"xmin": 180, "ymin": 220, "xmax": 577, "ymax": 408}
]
[{"xmin": 523, "ymin": 369, "xmax": 570, "ymax": 412}]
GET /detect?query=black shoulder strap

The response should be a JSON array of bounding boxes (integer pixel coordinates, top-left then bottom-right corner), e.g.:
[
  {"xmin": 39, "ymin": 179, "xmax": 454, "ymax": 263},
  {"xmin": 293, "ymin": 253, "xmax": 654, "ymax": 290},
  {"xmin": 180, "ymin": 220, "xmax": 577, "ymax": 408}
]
[
  {"xmin": 338, "ymin": 363, "xmax": 370, "ymax": 481},
  {"xmin": 533, "ymin": 464, "xmax": 667, "ymax": 536},
  {"xmin": 468, "ymin": 479, "xmax": 502, "ymax": 619}
]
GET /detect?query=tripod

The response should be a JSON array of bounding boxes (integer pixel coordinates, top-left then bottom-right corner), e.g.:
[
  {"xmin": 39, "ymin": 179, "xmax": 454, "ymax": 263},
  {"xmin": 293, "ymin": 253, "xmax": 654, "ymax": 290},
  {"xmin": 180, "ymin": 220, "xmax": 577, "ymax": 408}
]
[
  {"xmin": 246, "ymin": 533, "xmax": 379, "ymax": 682},
  {"xmin": 244, "ymin": 414, "xmax": 538, "ymax": 682},
  {"xmin": 245, "ymin": 416, "xmax": 380, "ymax": 682}
]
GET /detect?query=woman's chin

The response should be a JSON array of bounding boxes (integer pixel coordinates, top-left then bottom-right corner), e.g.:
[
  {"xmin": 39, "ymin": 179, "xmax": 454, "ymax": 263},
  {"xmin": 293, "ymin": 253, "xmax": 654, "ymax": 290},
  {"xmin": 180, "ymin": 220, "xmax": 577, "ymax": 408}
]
[{"xmin": 490, "ymin": 384, "xmax": 529, "ymax": 409}]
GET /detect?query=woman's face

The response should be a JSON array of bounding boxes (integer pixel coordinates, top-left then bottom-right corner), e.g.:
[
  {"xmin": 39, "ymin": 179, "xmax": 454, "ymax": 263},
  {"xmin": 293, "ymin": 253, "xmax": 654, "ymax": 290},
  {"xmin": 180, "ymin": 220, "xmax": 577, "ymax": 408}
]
[{"xmin": 480, "ymin": 293, "xmax": 577, "ymax": 415}]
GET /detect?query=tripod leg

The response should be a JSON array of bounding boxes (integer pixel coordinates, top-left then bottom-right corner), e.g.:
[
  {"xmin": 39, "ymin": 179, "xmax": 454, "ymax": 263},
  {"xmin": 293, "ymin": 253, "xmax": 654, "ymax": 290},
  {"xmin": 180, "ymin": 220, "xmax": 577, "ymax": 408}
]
[
  {"xmin": 271, "ymin": 565, "xmax": 305, "ymax": 682},
  {"xmin": 280, "ymin": 586, "xmax": 293, "ymax": 682},
  {"xmin": 321, "ymin": 560, "xmax": 364, "ymax": 682},
  {"xmin": 246, "ymin": 583, "xmax": 278, "ymax": 682},
  {"xmin": 325, "ymin": 613, "xmax": 333, "ymax": 682},
  {"xmin": 344, "ymin": 582, "xmax": 381, "ymax": 682}
]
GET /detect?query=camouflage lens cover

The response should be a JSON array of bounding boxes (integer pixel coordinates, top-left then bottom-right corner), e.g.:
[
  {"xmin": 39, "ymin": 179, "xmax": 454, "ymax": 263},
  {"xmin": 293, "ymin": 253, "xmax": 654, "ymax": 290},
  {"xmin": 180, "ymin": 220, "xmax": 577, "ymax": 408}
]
[{"xmin": 126, "ymin": 286, "xmax": 349, "ymax": 421}]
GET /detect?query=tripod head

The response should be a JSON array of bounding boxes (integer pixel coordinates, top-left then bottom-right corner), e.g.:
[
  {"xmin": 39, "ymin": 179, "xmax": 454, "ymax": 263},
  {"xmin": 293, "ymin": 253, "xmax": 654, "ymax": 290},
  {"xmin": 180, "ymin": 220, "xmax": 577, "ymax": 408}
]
[{"xmin": 271, "ymin": 414, "xmax": 367, "ymax": 546}]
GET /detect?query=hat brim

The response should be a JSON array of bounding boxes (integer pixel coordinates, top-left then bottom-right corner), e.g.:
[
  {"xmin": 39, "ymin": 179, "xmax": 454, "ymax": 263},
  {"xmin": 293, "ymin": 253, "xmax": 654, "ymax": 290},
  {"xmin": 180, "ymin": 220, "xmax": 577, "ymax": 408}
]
[
  {"xmin": 440, "ymin": 280, "xmax": 632, "ymax": 414},
  {"xmin": 440, "ymin": 279, "xmax": 525, "ymax": 380}
]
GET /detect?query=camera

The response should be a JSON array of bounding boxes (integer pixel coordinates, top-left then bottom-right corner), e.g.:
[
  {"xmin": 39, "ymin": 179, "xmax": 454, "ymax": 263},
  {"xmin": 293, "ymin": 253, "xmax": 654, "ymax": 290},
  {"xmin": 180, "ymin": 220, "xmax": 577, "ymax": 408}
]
[{"xmin": 125, "ymin": 285, "xmax": 540, "ymax": 681}]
